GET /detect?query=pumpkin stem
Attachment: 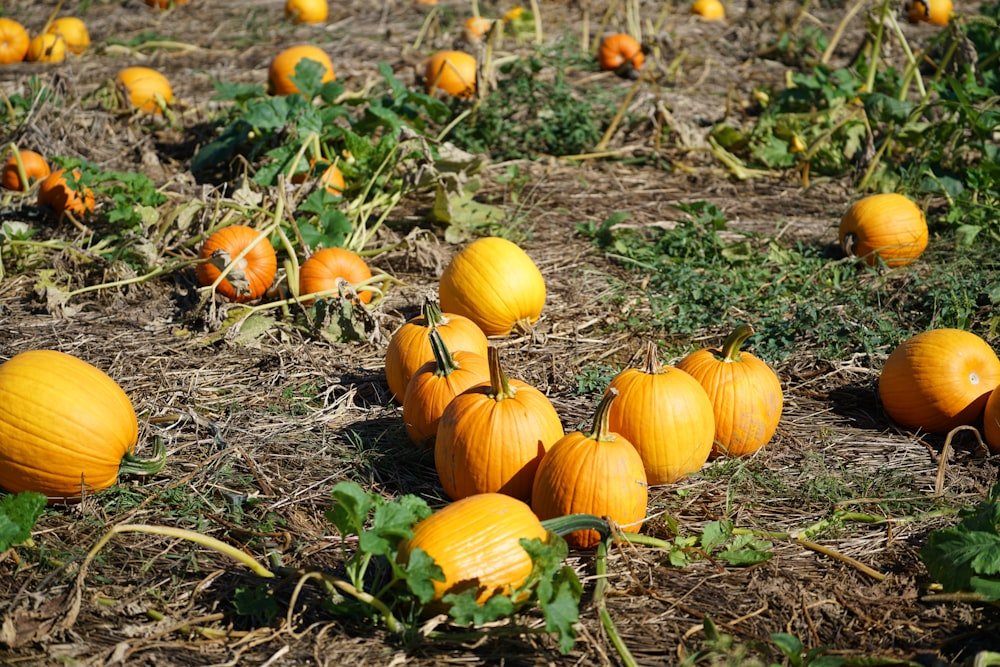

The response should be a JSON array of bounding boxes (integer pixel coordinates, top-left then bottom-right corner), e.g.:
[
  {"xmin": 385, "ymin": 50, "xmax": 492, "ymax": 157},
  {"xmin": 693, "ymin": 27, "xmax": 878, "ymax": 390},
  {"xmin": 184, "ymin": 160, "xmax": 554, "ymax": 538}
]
[
  {"xmin": 718, "ymin": 323, "xmax": 756, "ymax": 363},
  {"xmin": 119, "ymin": 436, "xmax": 167, "ymax": 477},
  {"xmin": 421, "ymin": 298, "xmax": 448, "ymax": 328},
  {"xmin": 487, "ymin": 346, "xmax": 517, "ymax": 401},
  {"xmin": 587, "ymin": 387, "xmax": 619, "ymax": 443},
  {"xmin": 428, "ymin": 328, "xmax": 460, "ymax": 378},
  {"xmin": 640, "ymin": 340, "xmax": 665, "ymax": 374},
  {"xmin": 541, "ymin": 513, "xmax": 611, "ymax": 539}
]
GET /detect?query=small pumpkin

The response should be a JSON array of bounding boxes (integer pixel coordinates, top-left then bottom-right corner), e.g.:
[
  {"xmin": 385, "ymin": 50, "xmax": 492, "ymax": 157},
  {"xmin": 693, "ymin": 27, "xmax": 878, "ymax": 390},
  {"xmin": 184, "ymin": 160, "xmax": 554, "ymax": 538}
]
[
  {"xmin": 0, "ymin": 18, "xmax": 30, "ymax": 64},
  {"xmin": 117, "ymin": 67, "xmax": 174, "ymax": 114},
  {"xmin": 402, "ymin": 329, "xmax": 490, "ymax": 449},
  {"xmin": 424, "ymin": 50, "xmax": 477, "ymax": 98},
  {"xmin": 298, "ymin": 247, "xmax": 373, "ymax": 304},
  {"xmin": 981, "ymin": 389, "xmax": 1000, "ymax": 455},
  {"xmin": 676, "ymin": 324, "xmax": 783, "ymax": 457},
  {"xmin": 384, "ymin": 299, "xmax": 489, "ymax": 404},
  {"xmin": 878, "ymin": 328, "xmax": 1000, "ymax": 434},
  {"xmin": 397, "ymin": 493, "xmax": 548, "ymax": 604},
  {"xmin": 268, "ymin": 45, "xmax": 336, "ymax": 96},
  {"xmin": 196, "ymin": 225, "xmax": 278, "ymax": 302},
  {"xmin": 531, "ymin": 388, "xmax": 648, "ymax": 549},
  {"xmin": 691, "ymin": 0, "xmax": 726, "ymax": 20},
  {"xmin": 606, "ymin": 342, "xmax": 716, "ymax": 485},
  {"xmin": 47, "ymin": 17, "xmax": 90, "ymax": 55},
  {"xmin": 26, "ymin": 33, "xmax": 66, "ymax": 63},
  {"xmin": 435, "ymin": 347, "xmax": 564, "ymax": 502},
  {"xmin": 597, "ymin": 34, "xmax": 644, "ymax": 78},
  {"xmin": 0, "ymin": 350, "xmax": 148, "ymax": 501},
  {"xmin": 37, "ymin": 169, "xmax": 95, "ymax": 218},
  {"xmin": 285, "ymin": 0, "xmax": 329, "ymax": 23},
  {"xmin": 463, "ymin": 16, "xmax": 493, "ymax": 43},
  {"xmin": 438, "ymin": 237, "xmax": 546, "ymax": 337},
  {"xmin": 1, "ymin": 150, "xmax": 50, "ymax": 191},
  {"xmin": 839, "ymin": 193, "xmax": 928, "ymax": 268},
  {"xmin": 907, "ymin": 0, "xmax": 952, "ymax": 26}
]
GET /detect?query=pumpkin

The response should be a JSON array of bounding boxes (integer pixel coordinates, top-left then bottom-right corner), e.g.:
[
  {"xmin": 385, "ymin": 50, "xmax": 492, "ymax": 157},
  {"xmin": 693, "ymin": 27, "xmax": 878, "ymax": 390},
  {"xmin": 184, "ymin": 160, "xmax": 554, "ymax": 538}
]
[
  {"xmin": 37, "ymin": 169, "xmax": 95, "ymax": 218},
  {"xmin": 597, "ymin": 34, "xmax": 644, "ymax": 77},
  {"xmin": 117, "ymin": 67, "xmax": 174, "ymax": 114},
  {"xmin": 397, "ymin": 493, "xmax": 548, "ymax": 604},
  {"xmin": 0, "ymin": 18, "xmax": 30, "ymax": 64},
  {"xmin": 606, "ymin": 342, "xmax": 715, "ymax": 485},
  {"xmin": 298, "ymin": 247, "xmax": 373, "ymax": 304},
  {"xmin": 196, "ymin": 225, "xmax": 278, "ymax": 302},
  {"xmin": 384, "ymin": 299, "xmax": 488, "ymax": 404},
  {"xmin": 907, "ymin": 0, "xmax": 952, "ymax": 25},
  {"xmin": 463, "ymin": 16, "xmax": 493, "ymax": 43},
  {"xmin": 286, "ymin": 0, "xmax": 329, "ymax": 23},
  {"xmin": 981, "ymin": 389, "xmax": 1000, "ymax": 455},
  {"xmin": 424, "ymin": 50, "xmax": 477, "ymax": 98},
  {"xmin": 26, "ymin": 33, "xmax": 66, "ymax": 63},
  {"xmin": 676, "ymin": 324, "xmax": 783, "ymax": 457},
  {"xmin": 436, "ymin": 347, "xmax": 564, "ymax": 502},
  {"xmin": 0, "ymin": 350, "xmax": 139, "ymax": 500},
  {"xmin": 1, "ymin": 150, "xmax": 50, "ymax": 191},
  {"xmin": 268, "ymin": 45, "xmax": 336, "ymax": 96},
  {"xmin": 691, "ymin": 0, "xmax": 726, "ymax": 20},
  {"xmin": 839, "ymin": 193, "xmax": 928, "ymax": 268},
  {"xmin": 878, "ymin": 328, "xmax": 1000, "ymax": 434},
  {"xmin": 531, "ymin": 388, "xmax": 648, "ymax": 549},
  {"xmin": 47, "ymin": 17, "xmax": 90, "ymax": 55},
  {"xmin": 438, "ymin": 237, "xmax": 546, "ymax": 337},
  {"xmin": 402, "ymin": 329, "xmax": 490, "ymax": 449}
]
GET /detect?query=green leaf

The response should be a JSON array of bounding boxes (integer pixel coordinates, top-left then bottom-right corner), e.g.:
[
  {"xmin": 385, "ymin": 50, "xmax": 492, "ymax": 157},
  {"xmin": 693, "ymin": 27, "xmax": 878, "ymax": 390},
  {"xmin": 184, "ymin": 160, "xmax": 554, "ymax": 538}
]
[
  {"xmin": 771, "ymin": 632, "xmax": 804, "ymax": 663},
  {"xmin": 445, "ymin": 588, "xmax": 515, "ymax": 626},
  {"xmin": 326, "ymin": 481, "xmax": 374, "ymax": 537},
  {"xmin": 0, "ymin": 491, "xmax": 46, "ymax": 551},
  {"xmin": 402, "ymin": 547, "xmax": 445, "ymax": 604},
  {"xmin": 700, "ymin": 520, "xmax": 733, "ymax": 552},
  {"xmin": 233, "ymin": 584, "xmax": 282, "ymax": 623},
  {"xmin": 540, "ymin": 566, "xmax": 583, "ymax": 654},
  {"xmin": 864, "ymin": 93, "xmax": 916, "ymax": 124}
]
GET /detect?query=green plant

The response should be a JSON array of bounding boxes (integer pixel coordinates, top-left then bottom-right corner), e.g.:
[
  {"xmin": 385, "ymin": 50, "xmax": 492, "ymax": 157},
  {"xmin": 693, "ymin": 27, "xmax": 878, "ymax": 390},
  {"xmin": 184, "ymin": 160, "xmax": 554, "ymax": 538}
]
[{"xmin": 0, "ymin": 491, "xmax": 46, "ymax": 551}]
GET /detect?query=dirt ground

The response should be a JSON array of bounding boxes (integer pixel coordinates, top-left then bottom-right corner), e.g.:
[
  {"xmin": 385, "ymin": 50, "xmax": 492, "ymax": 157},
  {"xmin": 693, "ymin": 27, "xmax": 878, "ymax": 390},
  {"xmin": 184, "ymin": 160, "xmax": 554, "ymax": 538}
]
[{"xmin": 1, "ymin": 0, "xmax": 999, "ymax": 665}]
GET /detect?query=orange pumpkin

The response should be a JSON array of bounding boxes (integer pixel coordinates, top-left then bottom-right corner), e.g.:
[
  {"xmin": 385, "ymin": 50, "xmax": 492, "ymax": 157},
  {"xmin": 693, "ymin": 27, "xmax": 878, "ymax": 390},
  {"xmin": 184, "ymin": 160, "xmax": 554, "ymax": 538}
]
[
  {"xmin": 597, "ymin": 34, "xmax": 644, "ymax": 77},
  {"xmin": 1, "ymin": 150, "xmax": 50, "ymax": 191},
  {"xmin": 37, "ymin": 169, "xmax": 95, "ymax": 218},
  {"xmin": 402, "ymin": 329, "xmax": 489, "ymax": 449},
  {"xmin": 384, "ymin": 299, "xmax": 488, "ymax": 404},
  {"xmin": 285, "ymin": 0, "xmax": 329, "ymax": 23},
  {"xmin": 606, "ymin": 342, "xmax": 716, "ymax": 485},
  {"xmin": 981, "ymin": 388, "xmax": 1000, "ymax": 454},
  {"xmin": 298, "ymin": 247, "xmax": 373, "ymax": 304},
  {"xmin": 676, "ymin": 324, "xmax": 783, "ymax": 457},
  {"xmin": 196, "ymin": 225, "xmax": 278, "ymax": 302},
  {"xmin": 0, "ymin": 18, "xmax": 30, "ymax": 64},
  {"xmin": 435, "ymin": 347, "xmax": 565, "ymax": 502},
  {"xmin": 47, "ymin": 17, "xmax": 90, "ymax": 55},
  {"xmin": 531, "ymin": 388, "xmax": 648, "ymax": 549},
  {"xmin": 117, "ymin": 67, "xmax": 174, "ymax": 114},
  {"xmin": 907, "ymin": 0, "xmax": 952, "ymax": 26},
  {"xmin": 839, "ymin": 193, "xmax": 928, "ymax": 268},
  {"xmin": 878, "ymin": 328, "xmax": 1000, "ymax": 434},
  {"xmin": 424, "ymin": 50, "xmax": 477, "ymax": 98},
  {"xmin": 397, "ymin": 493, "xmax": 548, "ymax": 604},
  {"xmin": 268, "ymin": 45, "xmax": 336, "ymax": 96},
  {"xmin": 26, "ymin": 33, "xmax": 66, "ymax": 63},
  {"xmin": 691, "ymin": 0, "xmax": 726, "ymax": 20}
]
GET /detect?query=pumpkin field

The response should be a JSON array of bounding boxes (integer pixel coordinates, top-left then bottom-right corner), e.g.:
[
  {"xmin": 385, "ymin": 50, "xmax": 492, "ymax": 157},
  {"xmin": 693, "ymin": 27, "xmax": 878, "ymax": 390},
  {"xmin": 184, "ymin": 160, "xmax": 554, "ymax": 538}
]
[{"xmin": 2, "ymin": 0, "xmax": 1000, "ymax": 664}]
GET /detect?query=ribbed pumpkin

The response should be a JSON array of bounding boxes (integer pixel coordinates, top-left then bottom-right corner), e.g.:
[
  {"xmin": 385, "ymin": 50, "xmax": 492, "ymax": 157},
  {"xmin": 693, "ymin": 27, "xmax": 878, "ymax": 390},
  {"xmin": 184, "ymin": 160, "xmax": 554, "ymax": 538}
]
[
  {"xmin": 606, "ymin": 342, "xmax": 715, "ymax": 485},
  {"xmin": 676, "ymin": 324, "xmax": 783, "ymax": 457},
  {"xmin": 402, "ymin": 329, "xmax": 490, "ymax": 449},
  {"xmin": 438, "ymin": 237, "xmax": 546, "ymax": 337},
  {"xmin": 0, "ymin": 350, "xmax": 139, "ymax": 500},
  {"xmin": 839, "ymin": 193, "xmax": 928, "ymax": 268},
  {"xmin": 531, "ymin": 388, "xmax": 648, "ymax": 549},
  {"xmin": 878, "ymin": 328, "xmax": 1000, "ymax": 434},
  {"xmin": 397, "ymin": 493, "xmax": 548, "ymax": 604},
  {"xmin": 436, "ymin": 347, "xmax": 564, "ymax": 502},
  {"xmin": 298, "ymin": 247, "xmax": 372, "ymax": 304},
  {"xmin": 1, "ymin": 150, "xmax": 50, "ymax": 191},
  {"xmin": 981, "ymin": 388, "xmax": 1000, "ymax": 455},
  {"xmin": 424, "ymin": 50, "xmax": 477, "ymax": 98},
  {"xmin": 196, "ymin": 225, "xmax": 278, "ymax": 302},
  {"xmin": 117, "ymin": 67, "xmax": 174, "ymax": 114},
  {"xmin": 37, "ymin": 169, "xmax": 95, "ymax": 218},
  {"xmin": 385, "ymin": 300, "xmax": 488, "ymax": 404},
  {"xmin": 597, "ymin": 34, "xmax": 644, "ymax": 76},
  {"xmin": 0, "ymin": 18, "xmax": 30, "ymax": 64}
]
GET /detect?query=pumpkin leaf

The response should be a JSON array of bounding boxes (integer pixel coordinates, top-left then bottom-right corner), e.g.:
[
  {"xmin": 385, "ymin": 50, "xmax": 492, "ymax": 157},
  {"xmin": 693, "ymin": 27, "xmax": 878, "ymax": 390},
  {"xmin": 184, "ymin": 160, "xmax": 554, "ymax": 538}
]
[
  {"xmin": 401, "ymin": 547, "xmax": 444, "ymax": 604},
  {"xmin": 444, "ymin": 588, "xmax": 515, "ymax": 627},
  {"xmin": 327, "ymin": 481, "xmax": 375, "ymax": 538},
  {"xmin": 0, "ymin": 491, "xmax": 46, "ymax": 551}
]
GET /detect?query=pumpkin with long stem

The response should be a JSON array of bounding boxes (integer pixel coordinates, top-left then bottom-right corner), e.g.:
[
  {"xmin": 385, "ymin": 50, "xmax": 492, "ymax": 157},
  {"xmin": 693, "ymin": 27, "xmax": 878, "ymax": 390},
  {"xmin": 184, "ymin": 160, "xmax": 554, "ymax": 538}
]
[
  {"xmin": 402, "ymin": 329, "xmax": 489, "ymax": 448},
  {"xmin": 531, "ymin": 388, "xmax": 648, "ymax": 549},
  {"xmin": 196, "ymin": 225, "xmax": 278, "ymax": 303},
  {"xmin": 385, "ymin": 299, "xmax": 488, "ymax": 404},
  {"xmin": 435, "ymin": 347, "xmax": 564, "ymax": 502},
  {"xmin": 676, "ymin": 324, "xmax": 783, "ymax": 457},
  {"xmin": 605, "ymin": 342, "xmax": 715, "ymax": 485}
]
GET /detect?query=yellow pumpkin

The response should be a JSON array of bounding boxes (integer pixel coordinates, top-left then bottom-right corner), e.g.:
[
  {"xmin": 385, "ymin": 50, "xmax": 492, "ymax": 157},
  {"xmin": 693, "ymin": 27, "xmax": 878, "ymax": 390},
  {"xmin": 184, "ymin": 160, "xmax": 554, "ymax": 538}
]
[
  {"xmin": 424, "ymin": 50, "xmax": 477, "ymax": 98},
  {"xmin": 691, "ymin": 0, "xmax": 726, "ymax": 20},
  {"xmin": 117, "ymin": 67, "xmax": 174, "ymax": 114},
  {"xmin": 839, "ymin": 193, "xmax": 928, "ymax": 268},
  {"xmin": 268, "ymin": 45, "xmax": 336, "ymax": 96},
  {"xmin": 26, "ymin": 33, "xmax": 66, "ymax": 63},
  {"xmin": 907, "ymin": 0, "xmax": 952, "ymax": 26},
  {"xmin": 285, "ymin": 0, "xmax": 329, "ymax": 23},
  {"xmin": 47, "ymin": 17, "xmax": 90, "ymax": 55}
]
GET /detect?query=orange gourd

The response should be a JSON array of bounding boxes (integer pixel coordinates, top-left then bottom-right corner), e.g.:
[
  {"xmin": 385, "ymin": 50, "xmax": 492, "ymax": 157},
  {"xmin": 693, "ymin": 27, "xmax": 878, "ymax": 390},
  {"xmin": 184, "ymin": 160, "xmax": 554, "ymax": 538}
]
[
  {"xmin": 676, "ymin": 324, "xmax": 783, "ymax": 457},
  {"xmin": 597, "ymin": 34, "xmax": 644, "ymax": 77},
  {"xmin": 384, "ymin": 299, "xmax": 488, "ymax": 404},
  {"xmin": 397, "ymin": 493, "xmax": 548, "ymax": 604},
  {"xmin": 37, "ymin": 169, "xmax": 95, "ymax": 218},
  {"xmin": 402, "ymin": 329, "xmax": 489, "ymax": 449},
  {"xmin": 907, "ymin": 0, "xmax": 952, "ymax": 26},
  {"xmin": 424, "ymin": 50, "xmax": 477, "ymax": 98},
  {"xmin": 196, "ymin": 225, "xmax": 278, "ymax": 302},
  {"xmin": 117, "ymin": 67, "xmax": 174, "ymax": 114},
  {"xmin": 606, "ymin": 342, "xmax": 715, "ymax": 485},
  {"xmin": 298, "ymin": 247, "xmax": 373, "ymax": 304},
  {"xmin": 47, "ymin": 17, "xmax": 90, "ymax": 55},
  {"xmin": 1, "ymin": 150, "xmax": 50, "ymax": 191},
  {"xmin": 0, "ymin": 18, "xmax": 30, "ymax": 64},
  {"xmin": 26, "ymin": 33, "xmax": 66, "ymax": 63},
  {"xmin": 982, "ymin": 388, "xmax": 1000, "ymax": 454},
  {"xmin": 438, "ymin": 237, "xmax": 546, "ymax": 336},
  {"xmin": 691, "ymin": 0, "xmax": 726, "ymax": 20},
  {"xmin": 268, "ymin": 45, "xmax": 336, "ymax": 96},
  {"xmin": 285, "ymin": 0, "xmax": 329, "ymax": 23},
  {"xmin": 435, "ymin": 347, "xmax": 564, "ymax": 502},
  {"xmin": 839, "ymin": 193, "xmax": 928, "ymax": 268},
  {"xmin": 531, "ymin": 388, "xmax": 648, "ymax": 549},
  {"xmin": 878, "ymin": 328, "xmax": 1000, "ymax": 434}
]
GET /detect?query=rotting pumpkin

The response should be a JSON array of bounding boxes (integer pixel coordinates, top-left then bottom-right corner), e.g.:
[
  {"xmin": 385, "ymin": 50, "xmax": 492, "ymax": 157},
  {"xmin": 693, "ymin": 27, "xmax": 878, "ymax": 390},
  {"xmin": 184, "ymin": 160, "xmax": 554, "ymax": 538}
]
[
  {"xmin": 0, "ymin": 350, "xmax": 164, "ymax": 502},
  {"xmin": 196, "ymin": 224, "xmax": 278, "ymax": 303}
]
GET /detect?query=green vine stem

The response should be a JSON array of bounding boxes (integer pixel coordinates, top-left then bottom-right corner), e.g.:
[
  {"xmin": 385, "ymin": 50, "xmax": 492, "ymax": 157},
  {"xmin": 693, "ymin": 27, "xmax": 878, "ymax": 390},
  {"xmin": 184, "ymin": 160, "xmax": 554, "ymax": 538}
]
[
  {"xmin": 487, "ymin": 346, "xmax": 516, "ymax": 401},
  {"xmin": 118, "ymin": 435, "xmax": 168, "ymax": 477},
  {"xmin": 428, "ymin": 327, "xmax": 461, "ymax": 378},
  {"xmin": 596, "ymin": 538, "xmax": 639, "ymax": 667},
  {"xmin": 588, "ymin": 387, "xmax": 619, "ymax": 442}
]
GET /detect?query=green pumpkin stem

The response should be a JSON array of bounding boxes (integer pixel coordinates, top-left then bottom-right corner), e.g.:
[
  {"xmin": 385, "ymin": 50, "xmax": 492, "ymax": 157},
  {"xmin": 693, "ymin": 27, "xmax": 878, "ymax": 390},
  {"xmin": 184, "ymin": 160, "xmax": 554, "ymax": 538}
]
[
  {"xmin": 428, "ymin": 328, "xmax": 460, "ymax": 377},
  {"xmin": 487, "ymin": 346, "xmax": 517, "ymax": 401},
  {"xmin": 641, "ymin": 341, "xmax": 665, "ymax": 374},
  {"xmin": 587, "ymin": 387, "xmax": 619, "ymax": 442},
  {"xmin": 421, "ymin": 298, "xmax": 447, "ymax": 328},
  {"xmin": 718, "ymin": 323, "xmax": 756, "ymax": 363},
  {"xmin": 119, "ymin": 435, "xmax": 167, "ymax": 477}
]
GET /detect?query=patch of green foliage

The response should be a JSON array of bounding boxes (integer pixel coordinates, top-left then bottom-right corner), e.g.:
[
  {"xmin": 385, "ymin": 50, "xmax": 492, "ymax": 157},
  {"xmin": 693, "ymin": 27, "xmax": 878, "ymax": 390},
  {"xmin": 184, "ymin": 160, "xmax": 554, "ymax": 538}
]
[{"xmin": 0, "ymin": 491, "xmax": 46, "ymax": 551}]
